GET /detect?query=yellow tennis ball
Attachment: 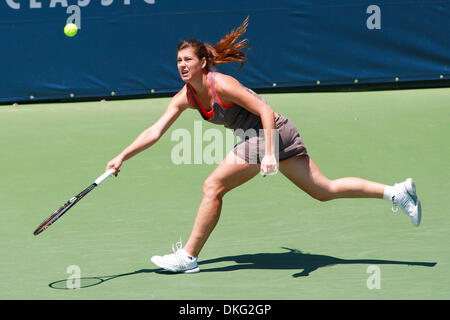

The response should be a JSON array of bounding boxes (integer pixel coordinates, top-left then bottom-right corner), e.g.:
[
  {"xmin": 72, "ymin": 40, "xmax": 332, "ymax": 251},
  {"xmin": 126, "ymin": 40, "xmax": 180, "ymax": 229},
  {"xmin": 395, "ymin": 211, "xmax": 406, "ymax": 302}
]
[{"xmin": 64, "ymin": 23, "xmax": 78, "ymax": 37}]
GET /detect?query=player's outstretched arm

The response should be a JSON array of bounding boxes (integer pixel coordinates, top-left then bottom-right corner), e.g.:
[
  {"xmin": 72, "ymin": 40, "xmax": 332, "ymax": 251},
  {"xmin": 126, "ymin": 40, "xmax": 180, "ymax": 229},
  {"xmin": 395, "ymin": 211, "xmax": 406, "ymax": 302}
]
[{"xmin": 106, "ymin": 88, "xmax": 191, "ymax": 175}]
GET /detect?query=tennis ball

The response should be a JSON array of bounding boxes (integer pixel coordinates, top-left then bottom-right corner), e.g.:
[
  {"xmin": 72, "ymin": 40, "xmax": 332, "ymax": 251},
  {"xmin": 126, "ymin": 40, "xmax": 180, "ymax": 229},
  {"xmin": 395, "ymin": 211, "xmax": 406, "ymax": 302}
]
[{"xmin": 64, "ymin": 23, "xmax": 78, "ymax": 37}]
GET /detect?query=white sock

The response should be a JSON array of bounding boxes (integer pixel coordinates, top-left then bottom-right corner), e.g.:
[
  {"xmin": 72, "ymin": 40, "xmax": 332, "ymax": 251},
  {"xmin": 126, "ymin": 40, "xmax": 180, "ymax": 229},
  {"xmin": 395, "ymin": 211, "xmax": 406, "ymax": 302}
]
[
  {"xmin": 383, "ymin": 185, "xmax": 395, "ymax": 201},
  {"xmin": 181, "ymin": 249, "xmax": 197, "ymax": 261}
]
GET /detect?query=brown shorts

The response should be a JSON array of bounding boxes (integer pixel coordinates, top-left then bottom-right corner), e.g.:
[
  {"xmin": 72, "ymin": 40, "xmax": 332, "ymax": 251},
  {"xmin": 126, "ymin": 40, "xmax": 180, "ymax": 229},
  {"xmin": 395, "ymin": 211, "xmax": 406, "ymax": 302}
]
[{"xmin": 233, "ymin": 115, "xmax": 308, "ymax": 164}]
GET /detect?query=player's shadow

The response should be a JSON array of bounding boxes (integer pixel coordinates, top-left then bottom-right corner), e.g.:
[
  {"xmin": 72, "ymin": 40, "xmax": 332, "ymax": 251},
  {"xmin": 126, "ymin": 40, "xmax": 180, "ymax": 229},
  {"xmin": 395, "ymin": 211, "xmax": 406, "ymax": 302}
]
[
  {"xmin": 48, "ymin": 247, "xmax": 437, "ymax": 289},
  {"xmin": 48, "ymin": 268, "xmax": 161, "ymax": 289},
  {"xmin": 199, "ymin": 247, "xmax": 437, "ymax": 277}
]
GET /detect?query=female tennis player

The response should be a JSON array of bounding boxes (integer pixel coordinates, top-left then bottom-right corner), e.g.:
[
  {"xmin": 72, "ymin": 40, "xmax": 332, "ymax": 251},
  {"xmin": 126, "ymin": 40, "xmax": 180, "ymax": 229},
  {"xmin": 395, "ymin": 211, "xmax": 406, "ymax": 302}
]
[{"xmin": 105, "ymin": 17, "xmax": 421, "ymax": 274}]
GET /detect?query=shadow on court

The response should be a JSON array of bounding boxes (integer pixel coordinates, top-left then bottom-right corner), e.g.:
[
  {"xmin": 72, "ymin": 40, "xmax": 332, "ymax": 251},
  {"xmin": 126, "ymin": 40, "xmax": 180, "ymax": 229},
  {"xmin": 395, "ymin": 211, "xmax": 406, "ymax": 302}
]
[
  {"xmin": 198, "ymin": 247, "xmax": 436, "ymax": 278},
  {"xmin": 48, "ymin": 247, "xmax": 436, "ymax": 289},
  {"xmin": 48, "ymin": 268, "xmax": 161, "ymax": 289}
]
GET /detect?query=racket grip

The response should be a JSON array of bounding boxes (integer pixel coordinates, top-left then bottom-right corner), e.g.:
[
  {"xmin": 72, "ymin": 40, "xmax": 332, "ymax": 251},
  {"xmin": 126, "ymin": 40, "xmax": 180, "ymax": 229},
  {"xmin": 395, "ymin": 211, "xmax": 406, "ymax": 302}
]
[{"xmin": 95, "ymin": 169, "xmax": 115, "ymax": 185}]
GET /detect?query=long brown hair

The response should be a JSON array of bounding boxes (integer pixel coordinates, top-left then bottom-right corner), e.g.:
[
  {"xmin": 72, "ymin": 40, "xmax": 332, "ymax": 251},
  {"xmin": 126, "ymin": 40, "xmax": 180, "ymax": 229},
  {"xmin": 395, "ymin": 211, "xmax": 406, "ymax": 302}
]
[{"xmin": 177, "ymin": 16, "xmax": 250, "ymax": 70}]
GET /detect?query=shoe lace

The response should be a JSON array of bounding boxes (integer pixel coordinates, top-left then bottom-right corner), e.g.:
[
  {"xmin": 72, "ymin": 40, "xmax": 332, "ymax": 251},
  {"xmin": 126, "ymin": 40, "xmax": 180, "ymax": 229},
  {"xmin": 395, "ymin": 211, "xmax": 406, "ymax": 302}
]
[
  {"xmin": 171, "ymin": 238, "xmax": 187, "ymax": 269},
  {"xmin": 391, "ymin": 194, "xmax": 412, "ymax": 216},
  {"xmin": 391, "ymin": 194, "xmax": 399, "ymax": 213},
  {"xmin": 171, "ymin": 237, "xmax": 183, "ymax": 253}
]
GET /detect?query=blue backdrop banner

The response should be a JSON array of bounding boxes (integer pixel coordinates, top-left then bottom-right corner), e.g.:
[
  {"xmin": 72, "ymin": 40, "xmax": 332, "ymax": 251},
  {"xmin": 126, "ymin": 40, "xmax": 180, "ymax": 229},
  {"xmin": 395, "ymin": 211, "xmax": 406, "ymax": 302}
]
[{"xmin": 1, "ymin": 0, "xmax": 449, "ymax": 103}]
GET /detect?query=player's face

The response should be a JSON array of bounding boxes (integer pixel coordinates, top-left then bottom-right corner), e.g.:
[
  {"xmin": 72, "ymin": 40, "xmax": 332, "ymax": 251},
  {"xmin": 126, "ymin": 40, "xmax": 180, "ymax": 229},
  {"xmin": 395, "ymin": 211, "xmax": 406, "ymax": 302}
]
[{"xmin": 177, "ymin": 47, "xmax": 206, "ymax": 82}]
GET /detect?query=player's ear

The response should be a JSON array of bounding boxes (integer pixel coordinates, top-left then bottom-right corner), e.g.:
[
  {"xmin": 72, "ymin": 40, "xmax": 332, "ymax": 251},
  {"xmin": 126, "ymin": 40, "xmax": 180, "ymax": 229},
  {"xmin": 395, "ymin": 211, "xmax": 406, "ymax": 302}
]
[{"xmin": 201, "ymin": 57, "xmax": 207, "ymax": 69}]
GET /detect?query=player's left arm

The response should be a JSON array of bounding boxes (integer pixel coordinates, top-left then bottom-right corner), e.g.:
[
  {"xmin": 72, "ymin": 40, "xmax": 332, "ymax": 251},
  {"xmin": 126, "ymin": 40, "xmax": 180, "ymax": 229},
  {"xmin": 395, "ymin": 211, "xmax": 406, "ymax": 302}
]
[{"xmin": 215, "ymin": 73, "xmax": 278, "ymax": 175}]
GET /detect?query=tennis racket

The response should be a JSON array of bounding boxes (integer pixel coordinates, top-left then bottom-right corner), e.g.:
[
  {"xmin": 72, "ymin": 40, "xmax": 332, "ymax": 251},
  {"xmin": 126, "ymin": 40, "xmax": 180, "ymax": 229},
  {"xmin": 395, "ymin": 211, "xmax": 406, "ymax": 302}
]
[{"xmin": 33, "ymin": 169, "xmax": 115, "ymax": 236}]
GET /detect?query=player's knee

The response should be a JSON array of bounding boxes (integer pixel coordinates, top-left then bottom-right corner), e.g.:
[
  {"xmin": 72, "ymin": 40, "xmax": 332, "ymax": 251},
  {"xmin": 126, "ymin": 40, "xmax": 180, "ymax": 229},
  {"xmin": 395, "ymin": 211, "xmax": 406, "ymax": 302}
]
[
  {"xmin": 309, "ymin": 183, "xmax": 336, "ymax": 202},
  {"xmin": 311, "ymin": 192, "xmax": 333, "ymax": 202},
  {"xmin": 313, "ymin": 181, "xmax": 339, "ymax": 202},
  {"xmin": 203, "ymin": 177, "xmax": 226, "ymax": 200}
]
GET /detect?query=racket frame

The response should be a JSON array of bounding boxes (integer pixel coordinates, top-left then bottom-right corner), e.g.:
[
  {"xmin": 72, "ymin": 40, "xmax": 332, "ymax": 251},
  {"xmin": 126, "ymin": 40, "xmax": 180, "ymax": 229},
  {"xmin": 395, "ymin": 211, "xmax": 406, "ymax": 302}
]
[{"xmin": 33, "ymin": 169, "xmax": 114, "ymax": 236}]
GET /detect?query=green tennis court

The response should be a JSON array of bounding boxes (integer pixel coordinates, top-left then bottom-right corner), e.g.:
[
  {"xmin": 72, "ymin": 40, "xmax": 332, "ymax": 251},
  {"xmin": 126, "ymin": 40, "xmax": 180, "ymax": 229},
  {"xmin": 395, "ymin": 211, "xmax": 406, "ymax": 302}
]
[{"xmin": 1, "ymin": 87, "xmax": 448, "ymax": 299}]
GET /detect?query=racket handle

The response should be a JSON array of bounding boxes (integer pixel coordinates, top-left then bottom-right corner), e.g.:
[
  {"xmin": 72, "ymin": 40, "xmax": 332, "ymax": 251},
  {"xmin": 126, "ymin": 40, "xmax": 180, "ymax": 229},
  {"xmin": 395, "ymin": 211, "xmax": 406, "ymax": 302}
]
[{"xmin": 95, "ymin": 168, "xmax": 115, "ymax": 185}]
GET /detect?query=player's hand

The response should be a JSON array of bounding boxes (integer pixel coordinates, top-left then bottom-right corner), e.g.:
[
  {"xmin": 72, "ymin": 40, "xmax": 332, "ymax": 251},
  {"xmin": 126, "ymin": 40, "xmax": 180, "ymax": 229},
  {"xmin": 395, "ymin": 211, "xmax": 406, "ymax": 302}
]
[
  {"xmin": 260, "ymin": 154, "xmax": 278, "ymax": 177},
  {"xmin": 106, "ymin": 155, "xmax": 124, "ymax": 176}
]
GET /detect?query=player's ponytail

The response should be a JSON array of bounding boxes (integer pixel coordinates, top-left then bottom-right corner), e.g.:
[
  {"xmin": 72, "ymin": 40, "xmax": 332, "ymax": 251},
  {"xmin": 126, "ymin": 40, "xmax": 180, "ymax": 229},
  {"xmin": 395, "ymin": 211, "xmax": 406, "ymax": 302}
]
[
  {"xmin": 177, "ymin": 16, "xmax": 250, "ymax": 70},
  {"xmin": 206, "ymin": 16, "xmax": 250, "ymax": 68}
]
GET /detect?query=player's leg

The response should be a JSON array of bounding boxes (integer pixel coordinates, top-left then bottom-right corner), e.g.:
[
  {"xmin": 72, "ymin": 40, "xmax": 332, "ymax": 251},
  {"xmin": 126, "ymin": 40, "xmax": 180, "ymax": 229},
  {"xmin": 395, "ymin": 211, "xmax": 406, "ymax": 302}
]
[
  {"xmin": 279, "ymin": 155, "xmax": 421, "ymax": 225},
  {"xmin": 151, "ymin": 151, "xmax": 260, "ymax": 273},
  {"xmin": 184, "ymin": 151, "xmax": 260, "ymax": 257},
  {"xmin": 279, "ymin": 155, "xmax": 385, "ymax": 201}
]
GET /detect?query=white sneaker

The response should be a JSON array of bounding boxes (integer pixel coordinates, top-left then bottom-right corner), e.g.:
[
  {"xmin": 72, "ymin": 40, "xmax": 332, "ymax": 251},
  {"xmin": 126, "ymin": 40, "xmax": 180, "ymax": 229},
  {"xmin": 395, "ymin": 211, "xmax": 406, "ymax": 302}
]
[
  {"xmin": 150, "ymin": 240, "xmax": 200, "ymax": 274},
  {"xmin": 391, "ymin": 178, "xmax": 422, "ymax": 226}
]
